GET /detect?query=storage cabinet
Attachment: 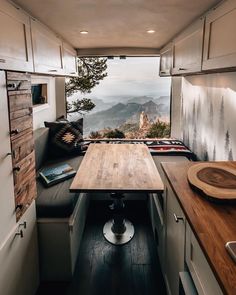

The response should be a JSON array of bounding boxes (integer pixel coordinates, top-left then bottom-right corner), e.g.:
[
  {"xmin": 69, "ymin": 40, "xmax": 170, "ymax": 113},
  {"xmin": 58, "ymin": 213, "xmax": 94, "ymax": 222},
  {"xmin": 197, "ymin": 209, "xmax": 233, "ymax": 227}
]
[
  {"xmin": 31, "ymin": 19, "xmax": 64, "ymax": 75},
  {"xmin": 7, "ymin": 71, "xmax": 37, "ymax": 221},
  {"xmin": 202, "ymin": 0, "xmax": 236, "ymax": 71},
  {"xmin": 0, "ymin": 202, "xmax": 39, "ymax": 295},
  {"xmin": 0, "ymin": 0, "xmax": 33, "ymax": 72},
  {"xmin": 172, "ymin": 18, "xmax": 204, "ymax": 75},
  {"xmin": 165, "ymin": 183, "xmax": 185, "ymax": 295},
  {"xmin": 186, "ymin": 222, "xmax": 223, "ymax": 295},
  {"xmin": 159, "ymin": 43, "xmax": 173, "ymax": 76},
  {"xmin": 63, "ymin": 42, "xmax": 78, "ymax": 76}
]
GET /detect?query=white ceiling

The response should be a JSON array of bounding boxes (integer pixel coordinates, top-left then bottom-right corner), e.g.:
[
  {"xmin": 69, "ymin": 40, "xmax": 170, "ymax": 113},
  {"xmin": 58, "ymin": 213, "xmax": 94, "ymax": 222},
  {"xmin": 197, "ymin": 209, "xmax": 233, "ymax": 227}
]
[{"xmin": 13, "ymin": 0, "xmax": 221, "ymax": 50}]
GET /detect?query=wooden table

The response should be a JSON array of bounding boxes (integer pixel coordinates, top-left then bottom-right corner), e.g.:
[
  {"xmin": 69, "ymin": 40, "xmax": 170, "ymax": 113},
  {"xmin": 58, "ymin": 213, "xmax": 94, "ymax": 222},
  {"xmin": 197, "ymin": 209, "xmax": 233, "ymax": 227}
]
[{"xmin": 70, "ymin": 143, "xmax": 164, "ymax": 245}]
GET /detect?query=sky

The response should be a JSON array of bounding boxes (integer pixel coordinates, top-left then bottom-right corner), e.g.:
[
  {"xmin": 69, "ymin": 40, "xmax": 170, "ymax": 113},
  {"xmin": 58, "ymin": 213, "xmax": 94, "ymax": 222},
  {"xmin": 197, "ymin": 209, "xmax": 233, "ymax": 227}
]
[{"xmin": 84, "ymin": 57, "xmax": 171, "ymax": 101}]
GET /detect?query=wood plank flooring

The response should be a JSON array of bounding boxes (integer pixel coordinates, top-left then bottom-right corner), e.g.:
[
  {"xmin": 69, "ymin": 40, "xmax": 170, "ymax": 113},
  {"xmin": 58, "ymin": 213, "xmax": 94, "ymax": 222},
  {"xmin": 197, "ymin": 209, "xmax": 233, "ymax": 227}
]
[{"xmin": 37, "ymin": 200, "xmax": 166, "ymax": 295}]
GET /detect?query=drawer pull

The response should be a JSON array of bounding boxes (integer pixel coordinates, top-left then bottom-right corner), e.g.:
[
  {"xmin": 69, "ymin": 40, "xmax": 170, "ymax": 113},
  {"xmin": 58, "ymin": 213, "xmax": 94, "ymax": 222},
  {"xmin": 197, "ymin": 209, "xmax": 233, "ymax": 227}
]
[
  {"xmin": 178, "ymin": 67, "xmax": 187, "ymax": 71},
  {"xmin": 70, "ymin": 72, "xmax": 76, "ymax": 74},
  {"xmin": 19, "ymin": 221, "xmax": 27, "ymax": 229},
  {"xmin": 160, "ymin": 71, "xmax": 166, "ymax": 74},
  {"xmin": 15, "ymin": 229, "xmax": 23, "ymax": 238},
  {"xmin": 49, "ymin": 70, "xmax": 58, "ymax": 72},
  {"xmin": 10, "ymin": 129, "xmax": 20, "ymax": 135},
  {"xmin": 174, "ymin": 213, "xmax": 184, "ymax": 223},
  {"xmin": 13, "ymin": 166, "xmax": 21, "ymax": 172},
  {"xmin": 0, "ymin": 58, "xmax": 6, "ymax": 63}
]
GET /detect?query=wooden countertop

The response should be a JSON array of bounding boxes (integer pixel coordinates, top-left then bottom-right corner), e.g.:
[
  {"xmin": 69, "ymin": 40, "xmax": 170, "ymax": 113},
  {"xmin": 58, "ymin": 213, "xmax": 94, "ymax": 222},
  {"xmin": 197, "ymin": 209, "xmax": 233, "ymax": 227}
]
[
  {"xmin": 70, "ymin": 143, "xmax": 164, "ymax": 193},
  {"xmin": 162, "ymin": 161, "xmax": 236, "ymax": 295}
]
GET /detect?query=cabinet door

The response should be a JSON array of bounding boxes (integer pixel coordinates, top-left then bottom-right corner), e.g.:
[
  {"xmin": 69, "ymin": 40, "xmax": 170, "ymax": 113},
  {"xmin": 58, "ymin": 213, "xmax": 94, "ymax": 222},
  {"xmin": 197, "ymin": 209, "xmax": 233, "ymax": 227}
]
[
  {"xmin": 165, "ymin": 183, "xmax": 185, "ymax": 295},
  {"xmin": 159, "ymin": 43, "xmax": 173, "ymax": 76},
  {"xmin": 31, "ymin": 19, "xmax": 64, "ymax": 75},
  {"xmin": 186, "ymin": 222, "xmax": 223, "ymax": 295},
  {"xmin": 202, "ymin": 0, "xmax": 236, "ymax": 71},
  {"xmin": 0, "ymin": 202, "xmax": 39, "ymax": 295},
  {"xmin": 0, "ymin": 71, "xmax": 16, "ymax": 245},
  {"xmin": 172, "ymin": 18, "xmax": 204, "ymax": 75},
  {"xmin": 63, "ymin": 42, "xmax": 78, "ymax": 76},
  {"xmin": 0, "ymin": 0, "xmax": 33, "ymax": 72}
]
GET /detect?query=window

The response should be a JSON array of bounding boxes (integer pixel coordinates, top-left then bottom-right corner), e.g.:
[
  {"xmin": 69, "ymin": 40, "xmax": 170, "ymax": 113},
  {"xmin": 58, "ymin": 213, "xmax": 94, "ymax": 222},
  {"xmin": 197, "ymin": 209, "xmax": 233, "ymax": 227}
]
[{"xmin": 67, "ymin": 57, "xmax": 171, "ymax": 139}]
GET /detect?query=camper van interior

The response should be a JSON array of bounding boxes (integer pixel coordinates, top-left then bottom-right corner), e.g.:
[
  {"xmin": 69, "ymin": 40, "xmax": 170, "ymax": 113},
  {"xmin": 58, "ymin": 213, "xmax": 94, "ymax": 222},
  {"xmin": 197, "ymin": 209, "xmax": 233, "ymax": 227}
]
[{"xmin": 0, "ymin": 0, "xmax": 236, "ymax": 294}]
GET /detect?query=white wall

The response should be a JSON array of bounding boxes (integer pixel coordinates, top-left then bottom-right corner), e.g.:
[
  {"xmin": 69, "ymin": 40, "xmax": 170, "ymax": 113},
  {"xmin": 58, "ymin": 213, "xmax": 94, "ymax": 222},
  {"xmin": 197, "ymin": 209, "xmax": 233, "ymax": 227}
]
[
  {"xmin": 32, "ymin": 75, "xmax": 57, "ymax": 130},
  {"xmin": 176, "ymin": 72, "xmax": 236, "ymax": 160}
]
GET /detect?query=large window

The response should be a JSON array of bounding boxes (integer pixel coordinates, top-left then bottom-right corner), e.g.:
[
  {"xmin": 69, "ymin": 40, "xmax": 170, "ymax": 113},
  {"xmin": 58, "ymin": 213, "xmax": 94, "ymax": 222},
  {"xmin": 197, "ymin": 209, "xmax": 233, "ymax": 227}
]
[{"xmin": 68, "ymin": 57, "xmax": 171, "ymax": 139}]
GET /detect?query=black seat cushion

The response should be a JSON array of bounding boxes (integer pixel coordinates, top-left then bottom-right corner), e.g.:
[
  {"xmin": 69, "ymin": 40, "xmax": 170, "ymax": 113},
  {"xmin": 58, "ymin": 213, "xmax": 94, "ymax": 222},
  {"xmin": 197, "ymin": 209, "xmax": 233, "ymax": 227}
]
[{"xmin": 36, "ymin": 155, "xmax": 83, "ymax": 218}]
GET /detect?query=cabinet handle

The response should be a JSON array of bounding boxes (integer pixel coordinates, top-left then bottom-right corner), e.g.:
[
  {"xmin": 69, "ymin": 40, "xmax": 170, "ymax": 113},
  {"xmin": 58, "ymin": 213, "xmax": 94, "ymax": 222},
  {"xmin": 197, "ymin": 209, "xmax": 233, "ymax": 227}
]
[
  {"xmin": 0, "ymin": 58, "xmax": 6, "ymax": 63},
  {"xmin": 13, "ymin": 166, "xmax": 21, "ymax": 172},
  {"xmin": 10, "ymin": 129, "xmax": 20, "ymax": 135},
  {"xmin": 178, "ymin": 68, "xmax": 187, "ymax": 71},
  {"xmin": 160, "ymin": 71, "xmax": 166, "ymax": 74},
  {"xmin": 15, "ymin": 229, "xmax": 23, "ymax": 238},
  {"xmin": 70, "ymin": 72, "xmax": 76, "ymax": 74},
  {"xmin": 49, "ymin": 70, "xmax": 58, "ymax": 72},
  {"xmin": 19, "ymin": 221, "xmax": 27, "ymax": 229},
  {"xmin": 173, "ymin": 213, "xmax": 184, "ymax": 223}
]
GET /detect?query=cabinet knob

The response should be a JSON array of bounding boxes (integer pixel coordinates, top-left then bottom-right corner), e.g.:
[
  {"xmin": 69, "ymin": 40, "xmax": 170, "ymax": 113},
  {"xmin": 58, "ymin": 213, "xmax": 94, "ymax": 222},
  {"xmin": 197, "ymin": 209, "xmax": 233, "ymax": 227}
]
[
  {"xmin": 0, "ymin": 58, "xmax": 6, "ymax": 63},
  {"xmin": 173, "ymin": 213, "xmax": 184, "ymax": 223},
  {"xmin": 13, "ymin": 166, "xmax": 21, "ymax": 172},
  {"xmin": 15, "ymin": 229, "xmax": 24, "ymax": 238},
  {"xmin": 10, "ymin": 129, "xmax": 20, "ymax": 135}
]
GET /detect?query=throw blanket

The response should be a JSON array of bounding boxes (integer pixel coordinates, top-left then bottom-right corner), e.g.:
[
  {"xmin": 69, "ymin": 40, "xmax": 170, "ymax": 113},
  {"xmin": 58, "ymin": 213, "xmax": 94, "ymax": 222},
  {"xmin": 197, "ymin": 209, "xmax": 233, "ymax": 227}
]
[{"xmin": 81, "ymin": 139, "xmax": 196, "ymax": 161}]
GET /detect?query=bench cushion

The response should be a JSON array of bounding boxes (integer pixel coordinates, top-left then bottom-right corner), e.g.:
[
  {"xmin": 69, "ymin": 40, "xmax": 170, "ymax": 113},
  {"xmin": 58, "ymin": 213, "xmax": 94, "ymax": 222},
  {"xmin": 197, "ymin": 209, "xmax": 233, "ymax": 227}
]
[{"xmin": 36, "ymin": 155, "xmax": 83, "ymax": 218}]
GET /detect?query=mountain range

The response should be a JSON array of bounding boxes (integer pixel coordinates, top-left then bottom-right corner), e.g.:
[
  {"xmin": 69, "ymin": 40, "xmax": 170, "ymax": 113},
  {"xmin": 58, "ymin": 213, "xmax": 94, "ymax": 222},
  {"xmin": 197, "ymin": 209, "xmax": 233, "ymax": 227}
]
[{"xmin": 83, "ymin": 96, "xmax": 170, "ymax": 134}]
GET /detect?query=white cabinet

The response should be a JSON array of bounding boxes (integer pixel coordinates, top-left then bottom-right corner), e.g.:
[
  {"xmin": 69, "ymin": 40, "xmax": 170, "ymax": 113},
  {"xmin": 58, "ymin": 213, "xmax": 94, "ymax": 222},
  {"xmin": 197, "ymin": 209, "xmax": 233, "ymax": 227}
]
[
  {"xmin": 172, "ymin": 18, "xmax": 204, "ymax": 75},
  {"xmin": 202, "ymin": 0, "xmax": 236, "ymax": 71},
  {"xmin": 165, "ymin": 183, "xmax": 185, "ymax": 295},
  {"xmin": 0, "ymin": 0, "xmax": 33, "ymax": 72},
  {"xmin": 186, "ymin": 222, "xmax": 223, "ymax": 295},
  {"xmin": 0, "ymin": 202, "xmax": 39, "ymax": 295},
  {"xmin": 31, "ymin": 19, "xmax": 64, "ymax": 75},
  {"xmin": 0, "ymin": 71, "xmax": 16, "ymax": 244},
  {"xmin": 63, "ymin": 42, "xmax": 78, "ymax": 76},
  {"xmin": 159, "ymin": 43, "xmax": 173, "ymax": 76}
]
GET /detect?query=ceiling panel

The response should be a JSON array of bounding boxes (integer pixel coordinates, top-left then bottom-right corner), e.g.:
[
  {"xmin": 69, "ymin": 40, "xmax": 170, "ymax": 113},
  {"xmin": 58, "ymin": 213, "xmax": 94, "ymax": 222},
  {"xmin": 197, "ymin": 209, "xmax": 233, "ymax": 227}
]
[{"xmin": 13, "ymin": 0, "xmax": 221, "ymax": 49}]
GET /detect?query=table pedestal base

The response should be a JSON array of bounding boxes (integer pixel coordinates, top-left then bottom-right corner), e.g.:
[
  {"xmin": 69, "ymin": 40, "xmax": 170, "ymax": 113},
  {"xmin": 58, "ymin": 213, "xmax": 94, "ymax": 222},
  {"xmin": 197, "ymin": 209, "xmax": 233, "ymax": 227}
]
[
  {"xmin": 103, "ymin": 193, "xmax": 135, "ymax": 245},
  {"xmin": 103, "ymin": 219, "xmax": 134, "ymax": 245}
]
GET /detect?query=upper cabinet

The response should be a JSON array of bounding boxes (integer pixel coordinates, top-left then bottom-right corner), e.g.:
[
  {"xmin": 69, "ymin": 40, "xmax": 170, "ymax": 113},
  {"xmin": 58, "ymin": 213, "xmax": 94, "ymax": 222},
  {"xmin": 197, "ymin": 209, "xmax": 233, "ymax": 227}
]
[
  {"xmin": 62, "ymin": 42, "xmax": 78, "ymax": 76},
  {"xmin": 159, "ymin": 43, "xmax": 173, "ymax": 76},
  {"xmin": 172, "ymin": 18, "xmax": 204, "ymax": 75},
  {"xmin": 202, "ymin": 0, "xmax": 236, "ymax": 71},
  {"xmin": 31, "ymin": 19, "xmax": 64, "ymax": 75},
  {"xmin": 0, "ymin": 0, "xmax": 33, "ymax": 72}
]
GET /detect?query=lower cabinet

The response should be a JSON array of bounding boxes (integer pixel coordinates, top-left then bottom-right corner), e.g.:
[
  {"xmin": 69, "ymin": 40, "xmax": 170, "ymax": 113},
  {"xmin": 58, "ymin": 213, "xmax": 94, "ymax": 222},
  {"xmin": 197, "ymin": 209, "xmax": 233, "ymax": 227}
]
[
  {"xmin": 165, "ymin": 183, "xmax": 185, "ymax": 295},
  {"xmin": 0, "ymin": 202, "xmax": 39, "ymax": 295},
  {"xmin": 186, "ymin": 223, "xmax": 223, "ymax": 295}
]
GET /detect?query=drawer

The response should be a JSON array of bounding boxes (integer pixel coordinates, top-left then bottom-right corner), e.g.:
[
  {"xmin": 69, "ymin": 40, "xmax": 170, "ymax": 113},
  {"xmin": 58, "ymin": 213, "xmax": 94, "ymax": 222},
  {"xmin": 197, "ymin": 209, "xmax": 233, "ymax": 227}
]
[
  {"xmin": 186, "ymin": 222, "xmax": 223, "ymax": 295},
  {"xmin": 10, "ymin": 113, "xmax": 33, "ymax": 137},
  {"xmin": 13, "ymin": 151, "xmax": 35, "ymax": 186},
  {"xmin": 11, "ymin": 131, "xmax": 34, "ymax": 165}
]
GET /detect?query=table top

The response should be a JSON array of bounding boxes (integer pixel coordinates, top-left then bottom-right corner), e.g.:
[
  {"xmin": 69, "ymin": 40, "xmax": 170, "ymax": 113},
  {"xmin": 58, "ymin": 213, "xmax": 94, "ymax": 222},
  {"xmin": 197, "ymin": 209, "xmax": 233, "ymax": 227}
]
[
  {"xmin": 70, "ymin": 143, "xmax": 164, "ymax": 193},
  {"xmin": 162, "ymin": 161, "xmax": 236, "ymax": 295}
]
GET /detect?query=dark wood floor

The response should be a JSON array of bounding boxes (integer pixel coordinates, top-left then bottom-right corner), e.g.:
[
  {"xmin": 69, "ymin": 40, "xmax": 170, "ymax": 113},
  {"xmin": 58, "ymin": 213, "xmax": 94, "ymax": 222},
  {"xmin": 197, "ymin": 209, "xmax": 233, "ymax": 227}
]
[{"xmin": 37, "ymin": 200, "xmax": 166, "ymax": 295}]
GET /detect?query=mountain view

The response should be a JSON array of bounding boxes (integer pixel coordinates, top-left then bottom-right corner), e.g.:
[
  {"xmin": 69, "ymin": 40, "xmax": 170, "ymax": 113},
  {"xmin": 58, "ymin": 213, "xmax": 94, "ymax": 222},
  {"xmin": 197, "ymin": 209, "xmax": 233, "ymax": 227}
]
[{"xmin": 67, "ymin": 57, "xmax": 171, "ymax": 138}]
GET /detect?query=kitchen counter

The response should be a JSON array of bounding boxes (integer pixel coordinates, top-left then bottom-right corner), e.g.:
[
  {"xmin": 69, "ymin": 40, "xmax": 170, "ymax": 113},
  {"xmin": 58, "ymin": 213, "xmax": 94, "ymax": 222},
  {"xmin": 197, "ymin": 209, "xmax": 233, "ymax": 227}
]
[{"xmin": 162, "ymin": 161, "xmax": 236, "ymax": 295}]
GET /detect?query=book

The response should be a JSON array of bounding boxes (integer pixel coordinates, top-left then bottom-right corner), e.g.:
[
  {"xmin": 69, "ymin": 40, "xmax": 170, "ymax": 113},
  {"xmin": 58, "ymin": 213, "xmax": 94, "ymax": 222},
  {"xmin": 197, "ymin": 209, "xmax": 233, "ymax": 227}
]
[{"xmin": 39, "ymin": 163, "xmax": 76, "ymax": 187}]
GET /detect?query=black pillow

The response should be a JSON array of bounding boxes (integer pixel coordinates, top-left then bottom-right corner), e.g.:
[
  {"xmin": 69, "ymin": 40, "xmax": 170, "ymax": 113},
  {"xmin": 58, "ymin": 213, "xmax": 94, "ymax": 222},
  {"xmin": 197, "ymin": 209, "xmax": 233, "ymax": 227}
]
[{"xmin": 44, "ymin": 117, "xmax": 84, "ymax": 157}]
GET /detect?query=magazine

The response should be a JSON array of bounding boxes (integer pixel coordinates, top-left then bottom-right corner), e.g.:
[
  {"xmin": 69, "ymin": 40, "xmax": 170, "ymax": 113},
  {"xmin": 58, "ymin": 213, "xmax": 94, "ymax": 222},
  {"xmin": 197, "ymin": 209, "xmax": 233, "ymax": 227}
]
[{"xmin": 39, "ymin": 163, "xmax": 76, "ymax": 187}]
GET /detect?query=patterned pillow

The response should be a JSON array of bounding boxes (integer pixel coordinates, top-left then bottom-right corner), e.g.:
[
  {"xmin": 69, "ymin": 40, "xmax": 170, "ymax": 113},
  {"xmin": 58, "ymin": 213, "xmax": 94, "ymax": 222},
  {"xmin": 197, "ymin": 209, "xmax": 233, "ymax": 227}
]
[{"xmin": 44, "ymin": 118, "xmax": 84, "ymax": 157}]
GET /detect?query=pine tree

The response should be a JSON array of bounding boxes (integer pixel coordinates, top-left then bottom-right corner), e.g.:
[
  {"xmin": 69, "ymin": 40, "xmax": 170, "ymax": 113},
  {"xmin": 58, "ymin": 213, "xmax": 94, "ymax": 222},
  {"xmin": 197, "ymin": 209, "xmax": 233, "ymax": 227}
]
[{"xmin": 66, "ymin": 57, "xmax": 107, "ymax": 114}]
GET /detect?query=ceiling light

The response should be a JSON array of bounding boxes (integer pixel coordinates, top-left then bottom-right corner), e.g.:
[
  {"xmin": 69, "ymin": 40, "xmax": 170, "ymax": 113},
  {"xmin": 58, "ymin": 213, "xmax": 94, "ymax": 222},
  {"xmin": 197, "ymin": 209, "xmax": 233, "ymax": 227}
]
[
  {"xmin": 147, "ymin": 29, "xmax": 155, "ymax": 34},
  {"xmin": 80, "ymin": 30, "xmax": 88, "ymax": 35}
]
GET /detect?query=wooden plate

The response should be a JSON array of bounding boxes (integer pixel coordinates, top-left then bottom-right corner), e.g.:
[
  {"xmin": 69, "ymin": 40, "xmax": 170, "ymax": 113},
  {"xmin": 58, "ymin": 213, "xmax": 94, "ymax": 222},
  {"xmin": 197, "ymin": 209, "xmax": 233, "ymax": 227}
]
[{"xmin": 187, "ymin": 162, "xmax": 236, "ymax": 203}]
